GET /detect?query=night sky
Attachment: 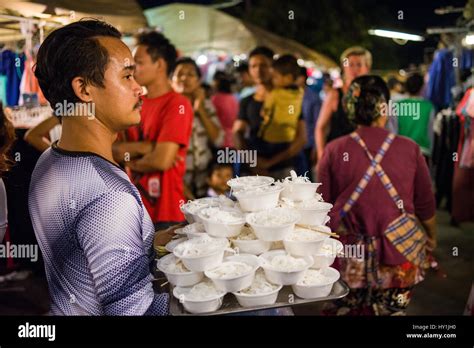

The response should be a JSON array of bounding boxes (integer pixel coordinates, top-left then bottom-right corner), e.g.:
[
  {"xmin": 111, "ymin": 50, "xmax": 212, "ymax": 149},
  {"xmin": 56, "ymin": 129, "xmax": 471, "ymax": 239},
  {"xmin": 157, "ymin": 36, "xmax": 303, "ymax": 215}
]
[{"xmin": 136, "ymin": 0, "xmax": 468, "ymax": 69}]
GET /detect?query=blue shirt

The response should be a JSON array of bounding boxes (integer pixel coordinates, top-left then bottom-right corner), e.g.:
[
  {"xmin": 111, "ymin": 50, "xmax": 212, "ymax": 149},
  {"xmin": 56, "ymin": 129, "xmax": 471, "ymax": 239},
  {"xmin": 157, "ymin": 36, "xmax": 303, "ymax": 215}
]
[
  {"xmin": 29, "ymin": 143, "xmax": 168, "ymax": 315},
  {"xmin": 302, "ymin": 86, "xmax": 322, "ymax": 149},
  {"xmin": 0, "ymin": 50, "xmax": 25, "ymax": 106}
]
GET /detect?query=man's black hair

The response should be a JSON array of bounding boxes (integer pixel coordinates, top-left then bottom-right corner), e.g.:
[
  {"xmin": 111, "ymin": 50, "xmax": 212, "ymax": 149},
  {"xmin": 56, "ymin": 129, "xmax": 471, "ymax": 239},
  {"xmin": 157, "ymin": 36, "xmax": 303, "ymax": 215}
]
[
  {"xmin": 173, "ymin": 57, "xmax": 202, "ymax": 79},
  {"xmin": 236, "ymin": 62, "xmax": 249, "ymax": 74},
  {"xmin": 248, "ymin": 46, "xmax": 274, "ymax": 61},
  {"xmin": 135, "ymin": 31, "xmax": 177, "ymax": 76},
  {"xmin": 35, "ymin": 19, "xmax": 121, "ymax": 113},
  {"xmin": 298, "ymin": 66, "xmax": 308, "ymax": 78},
  {"xmin": 272, "ymin": 54, "xmax": 300, "ymax": 80},
  {"xmin": 208, "ymin": 162, "xmax": 233, "ymax": 178},
  {"xmin": 213, "ymin": 71, "xmax": 233, "ymax": 93},
  {"xmin": 405, "ymin": 73, "xmax": 424, "ymax": 96}
]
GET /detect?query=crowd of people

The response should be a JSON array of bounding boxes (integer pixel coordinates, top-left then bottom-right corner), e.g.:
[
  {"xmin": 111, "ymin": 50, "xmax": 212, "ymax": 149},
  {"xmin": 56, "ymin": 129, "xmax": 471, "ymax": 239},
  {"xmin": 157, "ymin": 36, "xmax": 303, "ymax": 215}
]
[{"xmin": 0, "ymin": 18, "xmax": 448, "ymax": 316}]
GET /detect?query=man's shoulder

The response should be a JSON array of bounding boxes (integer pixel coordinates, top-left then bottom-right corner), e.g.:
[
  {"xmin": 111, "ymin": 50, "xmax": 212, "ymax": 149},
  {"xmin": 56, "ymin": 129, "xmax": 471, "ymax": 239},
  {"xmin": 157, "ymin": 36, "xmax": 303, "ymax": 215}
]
[
  {"xmin": 32, "ymin": 148, "xmax": 136, "ymax": 198},
  {"xmin": 240, "ymin": 93, "xmax": 255, "ymax": 105}
]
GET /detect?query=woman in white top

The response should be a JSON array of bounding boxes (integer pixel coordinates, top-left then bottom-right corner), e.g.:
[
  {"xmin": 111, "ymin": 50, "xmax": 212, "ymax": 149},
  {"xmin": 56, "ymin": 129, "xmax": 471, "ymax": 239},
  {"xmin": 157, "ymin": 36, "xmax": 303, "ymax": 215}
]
[{"xmin": 0, "ymin": 102, "xmax": 16, "ymax": 242}]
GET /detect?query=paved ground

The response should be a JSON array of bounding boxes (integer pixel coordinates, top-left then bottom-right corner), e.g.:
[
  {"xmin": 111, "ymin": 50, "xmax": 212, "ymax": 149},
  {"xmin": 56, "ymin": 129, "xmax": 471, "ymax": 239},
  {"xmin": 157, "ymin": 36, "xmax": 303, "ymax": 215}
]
[{"xmin": 0, "ymin": 209, "xmax": 472, "ymax": 316}]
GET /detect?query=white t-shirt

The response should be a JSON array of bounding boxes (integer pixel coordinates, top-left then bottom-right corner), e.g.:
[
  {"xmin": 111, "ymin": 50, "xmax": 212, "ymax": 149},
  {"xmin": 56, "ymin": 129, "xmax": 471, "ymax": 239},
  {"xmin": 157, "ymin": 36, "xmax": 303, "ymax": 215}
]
[{"xmin": 0, "ymin": 178, "xmax": 7, "ymax": 243}]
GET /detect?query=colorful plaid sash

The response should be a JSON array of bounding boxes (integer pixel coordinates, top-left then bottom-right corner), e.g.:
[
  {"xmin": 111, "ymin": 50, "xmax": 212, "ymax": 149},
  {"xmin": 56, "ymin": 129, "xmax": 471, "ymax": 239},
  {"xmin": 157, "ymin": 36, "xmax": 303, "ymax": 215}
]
[{"xmin": 344, "ymin": 132, "xmax": 426, "ymax": 273}]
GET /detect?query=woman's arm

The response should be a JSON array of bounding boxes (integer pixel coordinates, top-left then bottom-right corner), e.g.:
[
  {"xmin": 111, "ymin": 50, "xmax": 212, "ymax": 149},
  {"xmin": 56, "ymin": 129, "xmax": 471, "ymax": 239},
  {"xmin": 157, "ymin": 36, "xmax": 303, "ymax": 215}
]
[
  {"xmin": 315, "ymin": 89, "xmax": 338, "ymax": 161},
  {"xmin": 24, "ymin": 116, "xmax": 60, "ymax": 152},
  {"xmin": 412, "ymin": 146, "xmax": 437, "ymax": 250},
  {"xmin": 194, "ymin": 88, "xmax": 223, "ymax": 146},
  {"xmin": 196, "ymin": 104, "xmax": 222, "ymax": 145},
  {"xmin": 420, "ymin": 215, "xmax": 437, "ymax": 251}
]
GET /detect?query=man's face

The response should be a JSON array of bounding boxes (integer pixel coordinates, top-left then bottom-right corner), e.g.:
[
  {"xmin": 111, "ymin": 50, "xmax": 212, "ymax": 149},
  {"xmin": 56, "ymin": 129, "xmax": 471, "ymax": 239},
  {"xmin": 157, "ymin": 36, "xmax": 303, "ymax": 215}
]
[
  {"xmin": 88, "ymin": 37, "xmax": 143, "ymax": 131},
  {"xmin": 171, "ymin": 63, "xmax": 200, "ymax": 95},
  {"xmin": 271, "ymin": 69, "xmax": 294, "ymax": 88},
  {"xmin": 239, "ymin": 71, "xmax": 253, "ymax": 87},
  {"xmin": 343, "ymin": 55, "xmax": 370, "ymax": 84},
  {"xmin": 248, "ymin": 54, "xmax": 272, "ymax": 85},
  {"xmin": 209, "ymin": 167, "xmax": 233, "ymax": 193},
  {"xmin": 133, "ymin": 44, "xmax": 160, "ymax": 87}
]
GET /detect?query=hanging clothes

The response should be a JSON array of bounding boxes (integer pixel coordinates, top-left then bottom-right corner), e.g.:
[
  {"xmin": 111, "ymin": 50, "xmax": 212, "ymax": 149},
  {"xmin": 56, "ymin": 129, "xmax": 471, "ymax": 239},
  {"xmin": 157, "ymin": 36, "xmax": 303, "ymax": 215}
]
[
  {"xmin": 0, "ymin": 50, "xmax": 25, "ymax": 106},
  {"xmin": 452, "ymin": 90, "xmax": 474, "ymax": 223},
  {"xmin": 455, "ymin": 88, "xmax": 474, "ymax": 169},
  {"xmin": 431, "ymin": 109, "xmax": 461, "ymax": 211},
  {"xmin": 427, "ymin": 48, "xmax": 473, "ymax": 111},
  {"xmin": 19, "ymin": 51, "xmax": 47, "ymax": 106},
  {"xmin": 0, "ymin": 75, "xmax": 7, "ymax": 105}
]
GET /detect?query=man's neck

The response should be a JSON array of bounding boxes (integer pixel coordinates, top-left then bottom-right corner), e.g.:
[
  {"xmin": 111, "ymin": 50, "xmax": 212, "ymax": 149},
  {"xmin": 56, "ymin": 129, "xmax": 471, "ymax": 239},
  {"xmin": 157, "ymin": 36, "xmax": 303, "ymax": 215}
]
[
  {"xmin": 145, "ymin": 78, "xmax": 172, "ymax": 99},
  {"xmin": 254, "ymin": 83, "xmax": 272, "ymax": 100},
  {"xmin": 57, "ymin": 117, "xmax": 118, "ymax": 165}
]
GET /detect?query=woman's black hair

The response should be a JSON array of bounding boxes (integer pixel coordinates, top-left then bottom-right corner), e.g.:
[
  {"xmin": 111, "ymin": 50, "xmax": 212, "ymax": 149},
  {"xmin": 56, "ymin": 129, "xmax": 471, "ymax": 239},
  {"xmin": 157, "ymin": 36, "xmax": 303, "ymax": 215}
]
[
  {"xmin": 344, "ymin": 75, "xmax": 390, "ymax": 126},
  {"xmin": 213, "ymin": 71, "xmax": 232, "ymax": 93},
  {"xmin": 173, "ymin": 57, "xmax": 202, "ymax": 79}
]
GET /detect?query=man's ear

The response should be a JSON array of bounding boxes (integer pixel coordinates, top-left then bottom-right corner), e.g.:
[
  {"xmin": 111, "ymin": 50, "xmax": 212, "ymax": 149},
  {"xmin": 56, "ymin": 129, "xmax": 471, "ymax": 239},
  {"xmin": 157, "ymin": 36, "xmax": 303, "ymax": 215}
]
[
  {"xmin": 156, "ymin": 57, "xmax": 167, "ymax": 73},
  {"xmin": 71, "ymin": 77, "xmax": 93, "ymax": 103}
]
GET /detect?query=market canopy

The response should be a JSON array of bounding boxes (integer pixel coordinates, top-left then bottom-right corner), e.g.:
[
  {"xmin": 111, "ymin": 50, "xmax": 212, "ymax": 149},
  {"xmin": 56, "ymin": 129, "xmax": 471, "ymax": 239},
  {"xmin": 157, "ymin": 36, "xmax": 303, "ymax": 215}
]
[
  {"xmin": 144, "ymin": 3, "xmax": 337, "ymax": 69},
  {"xmin": 0, "ymin": 0, "xmax": 147, "ymax": 42}
]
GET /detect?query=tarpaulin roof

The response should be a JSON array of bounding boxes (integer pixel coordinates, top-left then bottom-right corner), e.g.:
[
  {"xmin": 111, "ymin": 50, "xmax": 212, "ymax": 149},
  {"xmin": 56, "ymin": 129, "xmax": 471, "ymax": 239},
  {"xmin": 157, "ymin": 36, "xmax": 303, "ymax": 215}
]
[
  {"xmin": 0, "ymin": 0, "xmax": 147, "ymax": 42},
  {"xmin": 144, "ymin": 3, "xmax": 337, "ymax": 69}
]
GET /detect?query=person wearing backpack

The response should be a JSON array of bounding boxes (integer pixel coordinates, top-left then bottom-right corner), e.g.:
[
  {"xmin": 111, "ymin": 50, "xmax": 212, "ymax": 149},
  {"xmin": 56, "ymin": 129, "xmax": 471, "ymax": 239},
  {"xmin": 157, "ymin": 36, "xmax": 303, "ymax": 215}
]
[{"xmin": 317, "ymin": 75, "xmax": 436, "ymax": 316}]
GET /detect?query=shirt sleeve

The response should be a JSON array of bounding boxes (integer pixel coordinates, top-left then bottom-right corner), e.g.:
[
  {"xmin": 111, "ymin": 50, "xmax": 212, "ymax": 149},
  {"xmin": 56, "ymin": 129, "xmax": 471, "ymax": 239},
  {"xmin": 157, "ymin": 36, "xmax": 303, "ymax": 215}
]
[
  {"xmin": 238, "ymin": 96, "xmax": 250, "ymax": 121},
  {"xmin": 156, "ymin": 96, "xmax": 194, "ymax": 147},
  {"xmin": 413, "ymin": 146, "xmax": 436, "ymax": 220},
  {"xmin": 203, "ymin": 99, "xmax": 224, "ymax": 147},
  {"xmin": 76, "ymin": 191, "xmax": 168, "ymax": 316}
]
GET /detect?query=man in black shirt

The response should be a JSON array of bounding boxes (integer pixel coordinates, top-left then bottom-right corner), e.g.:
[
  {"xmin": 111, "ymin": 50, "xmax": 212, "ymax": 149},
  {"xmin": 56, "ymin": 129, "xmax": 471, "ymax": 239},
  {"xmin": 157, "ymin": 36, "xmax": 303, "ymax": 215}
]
[{"xmin": 232, "ymin": 47, "xmax": 307, "ymax": 179}]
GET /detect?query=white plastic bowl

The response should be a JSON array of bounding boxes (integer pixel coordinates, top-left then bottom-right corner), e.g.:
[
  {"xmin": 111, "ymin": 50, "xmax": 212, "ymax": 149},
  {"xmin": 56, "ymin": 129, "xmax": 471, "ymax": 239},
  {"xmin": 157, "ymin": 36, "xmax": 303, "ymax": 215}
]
[
  {"xmin": 311, "ymin": 238, "xmax": 344, "ymax": 269},
  {"xmin": 173, "ymin": 285, "xmax": 225, "ymax": 314},
  {"xmin": 246, "ymin": 208, "xmax": 300, "ymax": 242},
  {"xmin": 156, "ymin": 253, "xmax": 203, "ymax": 287},
  {"xmin": 232, "ymin": 238, "xmax": 272, "ymax": 255},
  {"xmin": 285, "ymin": 202, "xmax": 333, "ymax": 226},
  {"xmin": 180, "ymin": 198, "xmax": 220, "ymax": 223},
  {"xmin": 233, "ymin": 185, "xmax": 284, "ymax": 212},
  {"xmin": 181, "ymin": 223, "xmax": 207, "ymax": 239},
  {"xmin": 227, "ymin": 176, "xmax": 274, "ymax": 190},
  {"xmin": 173, "ymin": 236, "xmax": 229, "ymax": 272},
  {"xmin": 259, "ymin": 250, "xmax": 313, "ymax": 285},
  {"xmin": 283, "ymin": 226, "xmax": 330, "ymax": 256},
  {"xmin": 233, "ymin": 285, "xmax": 282, "ymax": 308},
  {"xmin": 179, "ymin": 204, "xmax": 202, "ymax": 224},
  {"xmin": 198, "ymin": 209, "xmax": 246, "ymax": 238},
  {"xmin": 165, "ymin": 237, "xmax": 187, "ymax": 253},
  {"xmin": 280, "ymin": 182, "xmax": 322, "ymax": 201},
  {"xmin": 205, "ymin": 254, "xmax": 260, "ymax": 293},
  {"xmin": 292, "ymin": 267, "xmax": 340, "ymax": 299}
]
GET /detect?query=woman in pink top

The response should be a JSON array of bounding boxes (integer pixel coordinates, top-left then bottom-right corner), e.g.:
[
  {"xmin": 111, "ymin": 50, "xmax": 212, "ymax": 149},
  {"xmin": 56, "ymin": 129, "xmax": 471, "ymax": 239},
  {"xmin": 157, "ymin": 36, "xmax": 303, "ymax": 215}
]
[
  {"xmin": 211, "ymin": 71, "xmax": 238, "ymax": 149},
  {"xmin": 317, "ymin": 75, "xmax": 436, "ymax": 316}
]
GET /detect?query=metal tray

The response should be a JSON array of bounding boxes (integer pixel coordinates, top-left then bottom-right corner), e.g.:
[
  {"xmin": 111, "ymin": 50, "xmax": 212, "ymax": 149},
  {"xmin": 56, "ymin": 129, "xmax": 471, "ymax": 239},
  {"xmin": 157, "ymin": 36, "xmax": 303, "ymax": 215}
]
[{"xmin": 168, "ymin": 279, "xmax": 349, "ymax": 316}]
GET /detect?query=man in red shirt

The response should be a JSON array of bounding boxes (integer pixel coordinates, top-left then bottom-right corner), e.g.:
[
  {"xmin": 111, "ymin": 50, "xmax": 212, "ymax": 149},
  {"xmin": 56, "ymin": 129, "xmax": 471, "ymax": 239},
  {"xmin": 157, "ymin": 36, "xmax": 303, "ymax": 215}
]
[{"xmin": 113, "ymin": 31, "xmax": 193, "ymax": 229}]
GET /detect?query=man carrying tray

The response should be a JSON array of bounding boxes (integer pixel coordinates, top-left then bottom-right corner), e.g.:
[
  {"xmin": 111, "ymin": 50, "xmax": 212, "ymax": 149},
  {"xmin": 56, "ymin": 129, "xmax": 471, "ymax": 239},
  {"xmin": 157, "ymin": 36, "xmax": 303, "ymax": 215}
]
[{"xmin": 29, "ymin": 19, "xmax": 175, "ymax": 315}]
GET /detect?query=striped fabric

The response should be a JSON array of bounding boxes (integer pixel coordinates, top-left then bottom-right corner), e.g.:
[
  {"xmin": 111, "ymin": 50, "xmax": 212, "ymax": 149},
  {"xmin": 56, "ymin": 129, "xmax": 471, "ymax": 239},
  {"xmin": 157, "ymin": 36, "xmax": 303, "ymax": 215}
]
[
  {"xmin": 345, "ymin": 131, "xmax": 426, "ymax": 267},
  {"xmin": 341, "ymin": 133, "xmax": 395, "ymax": 216}
]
